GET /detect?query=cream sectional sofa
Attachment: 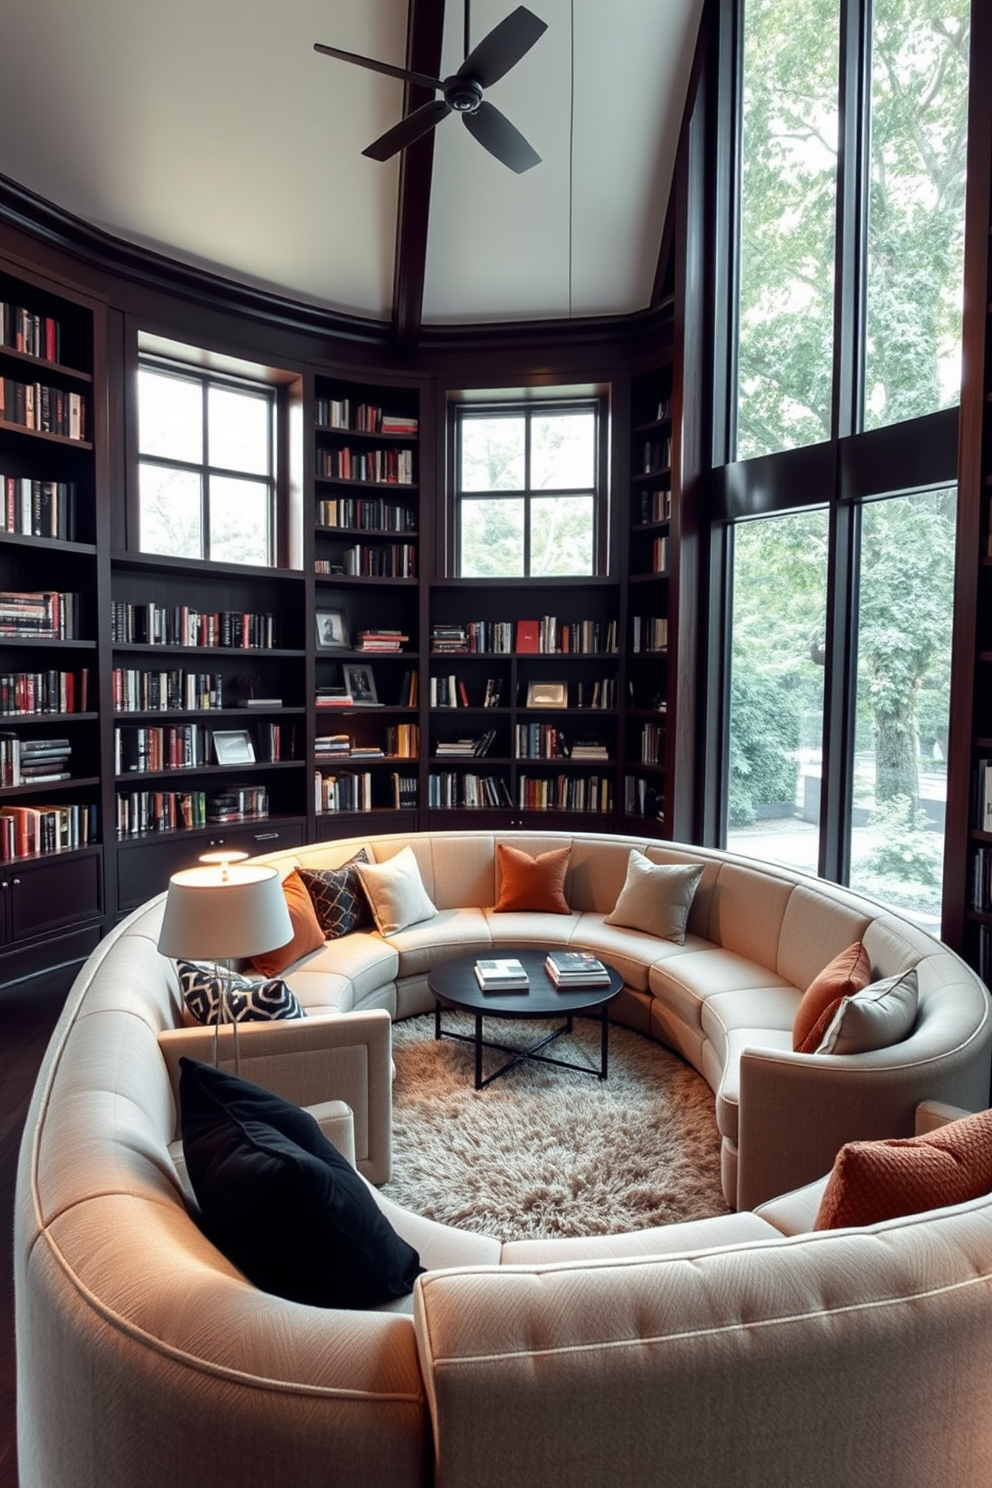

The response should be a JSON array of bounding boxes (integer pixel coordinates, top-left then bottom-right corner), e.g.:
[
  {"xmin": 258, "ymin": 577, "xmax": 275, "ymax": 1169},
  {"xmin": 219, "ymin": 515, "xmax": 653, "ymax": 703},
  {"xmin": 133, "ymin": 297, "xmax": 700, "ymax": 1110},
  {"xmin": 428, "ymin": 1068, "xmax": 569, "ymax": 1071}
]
[{"xmin": 15, "ymin": 831, "xmax": 992, "ymax": 1488}]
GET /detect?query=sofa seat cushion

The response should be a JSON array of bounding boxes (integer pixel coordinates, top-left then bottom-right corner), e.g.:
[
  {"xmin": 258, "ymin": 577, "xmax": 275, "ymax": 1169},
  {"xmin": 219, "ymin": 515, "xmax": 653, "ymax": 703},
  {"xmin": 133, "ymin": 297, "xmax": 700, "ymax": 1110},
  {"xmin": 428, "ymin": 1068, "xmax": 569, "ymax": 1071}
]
[
  {"xmin": 485, "ymin": 908, "xmax": 582, "ymax": 946},
  {"xmin": 571, "ymin": 914, "xmax": 705, "ymax": 992},
  {"xmin": 283, "ymin": 933, "xmax": 399, "ymax": 1008},
  {"xmin": 649, "ymin": 947, "xmax": 795, "ymax": 1035},
  {"xmin": 700, "ymin": 986, "xmax": 802, "ymax": 1044},
  {"xmin": 384, "ymin": 908, "xmax": 492, "ymax": 979},
  {"xmin": 500, "ymin": 1209, "xmax": 777, "ymax": 1264},
  {"xmin": 369, "ymin": 1185, "xmax": 502, "ymax": 1314},
  {"xmin": 703, "ymin": 1027, "xmax": 795, "ymax": 1143}
]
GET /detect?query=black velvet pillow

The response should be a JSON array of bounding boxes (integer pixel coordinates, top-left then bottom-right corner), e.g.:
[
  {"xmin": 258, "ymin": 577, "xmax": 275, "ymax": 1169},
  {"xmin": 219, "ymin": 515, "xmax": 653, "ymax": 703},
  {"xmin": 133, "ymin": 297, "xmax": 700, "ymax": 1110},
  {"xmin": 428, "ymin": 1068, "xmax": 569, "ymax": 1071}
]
[{"xmin": 179, "ymin": 1058, "xmax": 423, "ymax": 1309}]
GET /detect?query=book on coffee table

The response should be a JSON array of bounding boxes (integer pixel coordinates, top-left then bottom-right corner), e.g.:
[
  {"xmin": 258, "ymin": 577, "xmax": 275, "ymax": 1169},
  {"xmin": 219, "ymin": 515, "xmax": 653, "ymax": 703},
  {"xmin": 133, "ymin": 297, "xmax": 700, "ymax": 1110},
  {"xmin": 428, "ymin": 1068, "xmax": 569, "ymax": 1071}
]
[
  {"xmin": 474, "ymin": 957, "xmax": 530, "ymax": 991},
  {"xmin": 545, "ymin": 951, "xmax": 612, "ymax": 987}
]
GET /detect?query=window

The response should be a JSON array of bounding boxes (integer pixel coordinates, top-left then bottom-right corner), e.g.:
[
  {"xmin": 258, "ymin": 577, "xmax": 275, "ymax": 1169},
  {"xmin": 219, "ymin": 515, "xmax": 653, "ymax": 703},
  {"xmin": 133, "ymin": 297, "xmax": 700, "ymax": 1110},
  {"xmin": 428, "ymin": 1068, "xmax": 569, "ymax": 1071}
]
[
  {"xmin": 726, "ymin": 509, "xmax": 830, "ymax": 875},
  {"xmin": 454, "ymin": 402, "xmax": 603, "ymax": 577},
  {"xmin": 736, "ymin": 0, "xmax": 840, "ymax": 460},
  {"xmin": 847, "ymin": 489, "xmax": 956, "ymax": 929},
  {"xmin": 137, "ymin": 361, "xmax": 276, "ymax": 565}
]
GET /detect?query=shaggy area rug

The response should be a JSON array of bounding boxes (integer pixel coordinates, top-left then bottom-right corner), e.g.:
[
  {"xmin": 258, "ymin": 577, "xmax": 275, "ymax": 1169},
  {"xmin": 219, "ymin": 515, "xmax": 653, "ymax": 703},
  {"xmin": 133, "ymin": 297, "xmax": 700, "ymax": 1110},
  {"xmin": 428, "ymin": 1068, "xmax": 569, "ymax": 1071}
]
[{"xmin": 380, "ymin": 1011, "xmax": 730, "ymax": 1243}]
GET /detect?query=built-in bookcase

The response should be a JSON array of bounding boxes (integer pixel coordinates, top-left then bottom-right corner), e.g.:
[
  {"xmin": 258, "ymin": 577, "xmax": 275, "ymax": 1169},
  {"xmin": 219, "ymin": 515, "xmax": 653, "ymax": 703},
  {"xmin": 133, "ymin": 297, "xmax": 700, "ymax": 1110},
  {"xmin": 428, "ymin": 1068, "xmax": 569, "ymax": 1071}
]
[
  {"xmin": 622, "ymin": 365, "xmax": 674, "ymax": 836},
  {"xmin": 0, "ymin": 256, "xmax": 106, "ymax": 981}
]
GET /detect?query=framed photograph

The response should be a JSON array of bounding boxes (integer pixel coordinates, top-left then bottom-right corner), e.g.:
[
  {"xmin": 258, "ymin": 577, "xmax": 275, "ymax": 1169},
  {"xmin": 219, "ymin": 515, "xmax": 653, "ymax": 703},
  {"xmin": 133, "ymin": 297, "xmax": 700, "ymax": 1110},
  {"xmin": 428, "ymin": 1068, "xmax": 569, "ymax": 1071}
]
[
  {"xmin": 212, "ymin": 729, "xmax": 256, "ymax": 766},
  {"xmin": 315, "ymin": 608, "xmax": 350, "ymax": 651},
  {"xmin": 526, "ymin": 681, "xmax": 567, "ymax": 708},
  {"xmin": 342, "ymin": 663, "xmax": 379, "ymax": 706}
]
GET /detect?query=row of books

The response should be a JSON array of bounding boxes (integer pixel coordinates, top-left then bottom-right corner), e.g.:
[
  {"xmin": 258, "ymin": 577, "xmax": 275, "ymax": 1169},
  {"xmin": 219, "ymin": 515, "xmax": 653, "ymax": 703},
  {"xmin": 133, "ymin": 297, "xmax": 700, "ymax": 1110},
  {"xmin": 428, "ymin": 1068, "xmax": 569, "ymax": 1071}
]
[
  {"xmin": 0, "ymin": 590, "xmax": 80, "ymax": 639},
  {"xmin": 315, "ymin": 447, "xmax": 414, "ymax": 485},
  {"xmin": 112, "ymin": 669, "xmax": 224, "ymax": 713},
  {"xmin": 972, "ymin": 759, "xmax": 992, "ymax": 832},
  {"xmin": 0, "ymin": 734, "xmax": 72, "ymax": 787},
  {"xmin": 647, "ymin": 536, "xmax": 670, "ymax": 574},
  {"xmin": 632, "ymin": 616, "xmax": 668, "ymax": 652},
  {"xmin": 625, "ymin": 774, "xmax": 665, "ymax": 820},
  {"xmin": 113, "ymin": 723, "xmax": 294, "ymax": 774},
  {"xmin": 969, "ymin": 846, "xmax": 992, "ymax": 912},
  {"xmin": 315, "ymin": 400, "xmax": 418, "ymax": 436},
  {"xmin": 0, "ymin": 379, "xmax": 86, "ymax": 439},
  {"xmin": 429, "ymin": 622, "xmax": 513, "ymax": 654},
  {"xmin": 640, "ymin": 722, "xmax": 665, "ymax": 764},
  {"xmin": 115, "ymin": 786, "xmax": 269, "ymax": 836},
  {"xmin": 1, "ymin": 475, "xmax": 77, "ymax": 540},
  {"xmin": 357, "ymin": 629, "xmax": 410, "ymax": 652},
  {"xmin": 428, "ymin": 772, "xmax": 513, "ymax": 809},
  {"xmin": 0, "ymin": 303, "xmax": 62, "ymax": 362},
  {"xmin": 1, "ymin": 668, "xmax": 90, "ymax": 715},
  {"xmin": 434, "ymin": 729, "xmax": 497, "ymax": 758},
  {"xmin": 316, "ymin": 497, "xmax": 416, "ymax": 532},
  {"xmin": 338, "ymin": 543, "xmax": 416, "ymax": 578},
  {"xmin": 429, "ymin": 618, "xmax": 618, "ymax": 655},
  {"xmin": 1, "ymin": 801, "xmax": 97, "ymax": 860},
  {"xmin": 314, "ymin": 723, "xmax": 419, "ymax": 759},
  {"xmin": 514, "ymin": 723, "xmax": 571, "ymax": 760},
  {"xmin": 642, "ymin": 436, "xmax": 672, "ymax": 474},
  {"xmin": 518, "ymin": 775, "xmax": 614, "ymax": 812},
  {"xmin": 636, "ymin": 489, "xmax": 672, "ymax": 525},
  {"xmin": 315, "ymin": 770, "xmax": 372, "ymax": 814},
  {"xmin": 110, "ymin": 604, "xmax": 278, "ymax": 650}
]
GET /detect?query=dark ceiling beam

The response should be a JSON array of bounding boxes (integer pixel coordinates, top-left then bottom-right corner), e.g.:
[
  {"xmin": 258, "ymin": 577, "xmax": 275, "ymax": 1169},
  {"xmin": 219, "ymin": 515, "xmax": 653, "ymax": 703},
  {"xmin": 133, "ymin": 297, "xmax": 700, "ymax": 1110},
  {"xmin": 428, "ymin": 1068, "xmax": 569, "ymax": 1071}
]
[
  {"xmin": 392, "ymin": 0, "xmax": 447, "ymax": 355},
  {"xmin": 650, "ymin": 0, "xmax": 715, "ymax": 307}
]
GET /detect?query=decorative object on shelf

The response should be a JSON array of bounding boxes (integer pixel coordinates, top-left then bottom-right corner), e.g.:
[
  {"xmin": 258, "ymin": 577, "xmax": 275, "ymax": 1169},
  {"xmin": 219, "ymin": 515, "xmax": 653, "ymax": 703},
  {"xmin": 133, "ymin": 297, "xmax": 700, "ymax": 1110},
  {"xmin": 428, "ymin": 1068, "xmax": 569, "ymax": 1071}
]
[
  {"xmin": 212, "ymin": 729, "xmax": 255, "ymax": 766},
  {"xmin": 342, "ymin": 663, "xmax": 379, "ymax": 705},
  {"xmin": 314, "ymin": 3, "xmax": 547, "ymax": 173},
  {"xmin": 526, "ymin": 681, "xmax": 567, "ymax": 708},
  {"xmin": 156, "ymin": 850, "xmax": 293, "ymax": 1071},
  {"xmin": 315, "ymin": 608, "xmax": 349, "ymax": 650}
]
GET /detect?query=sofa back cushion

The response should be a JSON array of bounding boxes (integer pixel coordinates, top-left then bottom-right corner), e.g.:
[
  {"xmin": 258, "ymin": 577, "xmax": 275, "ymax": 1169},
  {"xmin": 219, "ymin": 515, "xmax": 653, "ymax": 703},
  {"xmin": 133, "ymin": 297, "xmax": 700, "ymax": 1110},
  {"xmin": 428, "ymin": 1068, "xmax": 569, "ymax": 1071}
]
[{"xmin": 793, "ymin": 942, "xmax": 872, "ymax": 1053}]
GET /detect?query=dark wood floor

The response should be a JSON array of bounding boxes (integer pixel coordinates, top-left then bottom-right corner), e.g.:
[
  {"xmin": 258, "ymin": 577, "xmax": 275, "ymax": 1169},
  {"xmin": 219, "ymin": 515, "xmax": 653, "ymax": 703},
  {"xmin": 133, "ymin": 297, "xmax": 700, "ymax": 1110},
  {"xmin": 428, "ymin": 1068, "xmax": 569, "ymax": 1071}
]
[{"xmin": 0, "ymin": 974, "xmax": 73, "ymax": 1488}]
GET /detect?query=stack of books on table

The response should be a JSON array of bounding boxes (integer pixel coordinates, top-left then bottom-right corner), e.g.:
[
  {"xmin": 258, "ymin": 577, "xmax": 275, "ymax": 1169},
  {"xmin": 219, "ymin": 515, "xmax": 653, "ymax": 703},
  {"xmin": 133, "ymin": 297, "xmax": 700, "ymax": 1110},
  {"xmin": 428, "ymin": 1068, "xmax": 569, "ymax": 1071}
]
[
  {"xmin": 474, "ymin": 957, "xmax": 529, "ymax": 991},
  {"xmin": 544, "ymin": 951, "xmax": 612, "ymax": 988}
]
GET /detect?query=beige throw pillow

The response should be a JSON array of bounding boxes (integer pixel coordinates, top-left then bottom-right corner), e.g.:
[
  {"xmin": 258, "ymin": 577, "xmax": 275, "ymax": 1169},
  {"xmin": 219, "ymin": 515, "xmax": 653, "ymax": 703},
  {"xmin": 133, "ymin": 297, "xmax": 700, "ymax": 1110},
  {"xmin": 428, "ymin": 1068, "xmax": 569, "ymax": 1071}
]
[
  {"xmin": 604, "ymin": 851, "xmax": 703, "ymax": 944},
  {"xmin": 816, "ymin": 968, "xmax": 919, "ymax": 1055},
  {"xmin": 354, "ymin": 846, "xmax": 437, "ymax": 936}
]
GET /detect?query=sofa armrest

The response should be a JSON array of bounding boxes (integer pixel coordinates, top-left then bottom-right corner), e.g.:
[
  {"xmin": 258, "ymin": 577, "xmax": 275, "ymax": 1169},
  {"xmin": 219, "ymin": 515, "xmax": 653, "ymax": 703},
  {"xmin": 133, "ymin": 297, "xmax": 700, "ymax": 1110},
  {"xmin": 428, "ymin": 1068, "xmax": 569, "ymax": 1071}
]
[
  {"xmin": 158, "ymin": 1009, "xmax": 392, "ymax": 1183},
  {"xmin": 915, "ymin": 1099, "xmax": 972, "ymax": 1134},
  {"xmin": 310, "ymin": 1099, "xmax": 357, "ymax": 1168}
]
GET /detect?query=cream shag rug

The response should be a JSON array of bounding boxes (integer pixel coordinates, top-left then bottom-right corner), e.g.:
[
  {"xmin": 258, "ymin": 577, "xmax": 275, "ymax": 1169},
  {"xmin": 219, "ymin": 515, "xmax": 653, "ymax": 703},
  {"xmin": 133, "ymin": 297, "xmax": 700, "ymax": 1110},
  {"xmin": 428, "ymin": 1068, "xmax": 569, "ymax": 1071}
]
[{"xmin": 380, "ymin": 1011, "xmax": 730, "ymax": 1243}]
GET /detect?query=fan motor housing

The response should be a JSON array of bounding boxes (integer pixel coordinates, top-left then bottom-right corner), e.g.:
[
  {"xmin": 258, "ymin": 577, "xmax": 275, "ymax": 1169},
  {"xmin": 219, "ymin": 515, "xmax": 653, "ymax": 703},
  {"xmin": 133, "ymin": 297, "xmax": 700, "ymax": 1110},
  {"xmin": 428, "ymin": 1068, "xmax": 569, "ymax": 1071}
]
[{"xmin": 444, "ymin": 76, "xmax": 484, "ymax": 113}]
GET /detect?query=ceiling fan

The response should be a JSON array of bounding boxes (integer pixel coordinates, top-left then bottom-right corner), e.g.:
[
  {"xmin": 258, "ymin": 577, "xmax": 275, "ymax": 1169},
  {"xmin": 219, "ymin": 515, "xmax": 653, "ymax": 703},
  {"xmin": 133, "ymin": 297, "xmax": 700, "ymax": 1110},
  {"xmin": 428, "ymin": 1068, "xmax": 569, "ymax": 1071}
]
[{"xmin": 314, "ymin": 4, "xmax": 547, "ymax": 174}]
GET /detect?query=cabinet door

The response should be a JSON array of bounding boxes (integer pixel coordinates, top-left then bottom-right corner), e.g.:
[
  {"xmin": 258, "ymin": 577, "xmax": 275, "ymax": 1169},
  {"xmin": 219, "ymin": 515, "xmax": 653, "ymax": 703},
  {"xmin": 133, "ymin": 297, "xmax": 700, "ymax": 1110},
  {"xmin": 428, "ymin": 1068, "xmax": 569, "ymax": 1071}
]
[
  {"xmin": 116, "ymin": 823, "xmax": 306, "ymax": 912},
  {"xmin": 6, "ymin": 852, "xmax": 102, "ymax": 942}
]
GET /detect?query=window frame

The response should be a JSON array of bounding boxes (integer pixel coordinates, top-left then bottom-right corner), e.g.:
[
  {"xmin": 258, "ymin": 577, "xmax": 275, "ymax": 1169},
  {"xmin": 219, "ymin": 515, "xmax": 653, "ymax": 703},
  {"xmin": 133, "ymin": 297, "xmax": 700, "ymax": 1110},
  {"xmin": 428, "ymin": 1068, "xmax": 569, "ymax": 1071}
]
[
  {"xmin": 450, "ymin": 396, "xmax": 609, "ymax": 579},
  {"xmin": 136, "ymin": 355, "xmax": 278, "ymax": 567}
]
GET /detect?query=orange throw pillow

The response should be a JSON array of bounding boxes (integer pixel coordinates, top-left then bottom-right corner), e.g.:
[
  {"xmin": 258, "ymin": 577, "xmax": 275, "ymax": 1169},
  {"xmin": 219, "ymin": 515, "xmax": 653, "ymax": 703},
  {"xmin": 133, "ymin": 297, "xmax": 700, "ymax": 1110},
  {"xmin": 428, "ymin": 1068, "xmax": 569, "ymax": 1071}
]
[
  {"xmin": 814, "ymin": 1109, "xmax": 992, "ymax": 1229},
  {"xmin": 792, "ymin": 941, "xmax": 871, "ymax": 1053},
  {"xmin": 493, "ymin": 843, "xmax": 571, "ymax": 914},
  {"xmin": 250, "ymin": 869, "xmax": 325, "ymax": 977}
]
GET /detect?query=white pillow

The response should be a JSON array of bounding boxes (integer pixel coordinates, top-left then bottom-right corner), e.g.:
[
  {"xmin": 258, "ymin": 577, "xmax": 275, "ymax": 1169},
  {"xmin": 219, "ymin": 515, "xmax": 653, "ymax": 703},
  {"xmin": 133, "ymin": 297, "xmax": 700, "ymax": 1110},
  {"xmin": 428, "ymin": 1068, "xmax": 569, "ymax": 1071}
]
[
  {"xmin": 604, "ymin": 850, "xmax": 703, "ymax": 944},
  {"xmin": 816, "ymin": 968, "xmax": 919, "ymax": 1055},
  {"xmin": 354, "ymin": 846, "xmax": 437, "ymax": 936}
]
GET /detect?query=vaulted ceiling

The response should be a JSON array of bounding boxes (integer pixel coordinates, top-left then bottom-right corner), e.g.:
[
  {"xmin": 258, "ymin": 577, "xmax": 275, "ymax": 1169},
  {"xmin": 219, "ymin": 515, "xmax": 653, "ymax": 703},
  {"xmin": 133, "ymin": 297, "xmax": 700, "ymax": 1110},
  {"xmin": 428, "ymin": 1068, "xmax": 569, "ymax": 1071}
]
[{"xmin": 0, "ymin": 0, "xmax": 703, "ymax": 344}]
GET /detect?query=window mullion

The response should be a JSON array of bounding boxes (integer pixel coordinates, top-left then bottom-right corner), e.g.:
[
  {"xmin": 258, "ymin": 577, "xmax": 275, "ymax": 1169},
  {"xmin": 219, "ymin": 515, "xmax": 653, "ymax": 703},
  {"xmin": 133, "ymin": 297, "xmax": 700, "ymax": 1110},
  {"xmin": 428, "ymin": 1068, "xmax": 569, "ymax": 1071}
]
[{"xmin": 832, "ymin": 0, "xmax": 872, "ymax": 441}]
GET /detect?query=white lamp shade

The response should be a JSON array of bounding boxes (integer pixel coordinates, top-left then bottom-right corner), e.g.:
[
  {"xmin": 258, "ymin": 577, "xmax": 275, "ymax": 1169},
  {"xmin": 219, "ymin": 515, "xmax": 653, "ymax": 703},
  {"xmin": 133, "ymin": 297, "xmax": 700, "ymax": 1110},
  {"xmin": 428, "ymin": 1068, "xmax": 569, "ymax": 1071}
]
[{"xmin": 156, "ymin": 863, "xmax": 293, "ymax": 962}]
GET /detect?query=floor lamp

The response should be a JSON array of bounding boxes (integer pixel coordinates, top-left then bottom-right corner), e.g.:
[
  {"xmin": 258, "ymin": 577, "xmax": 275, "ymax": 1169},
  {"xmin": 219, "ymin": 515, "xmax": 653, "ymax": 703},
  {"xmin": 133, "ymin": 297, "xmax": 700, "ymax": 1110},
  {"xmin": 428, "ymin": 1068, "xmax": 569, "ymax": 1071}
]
[{"xmin": 157, "ymin": 851, "xmax": 293, "ymax": 1071}]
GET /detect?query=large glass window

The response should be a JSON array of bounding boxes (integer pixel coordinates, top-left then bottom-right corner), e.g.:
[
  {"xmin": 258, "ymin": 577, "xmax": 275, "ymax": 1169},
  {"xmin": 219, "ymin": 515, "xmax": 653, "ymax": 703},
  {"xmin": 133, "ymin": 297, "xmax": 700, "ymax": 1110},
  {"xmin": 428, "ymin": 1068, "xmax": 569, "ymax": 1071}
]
[
  {"xmin": 863, "ymin": 0, "xmax": 970, "ymax": 431},
  {"xmin": 736, "ymin": 0, "xmax": 840, "ymax": 460},
  {"xmin": 455, "ymin": 403, "xmax": 601, "ymax": 577},
  {"xmin": 138, "ymin": 362, "xmax": 275, "ymax": 565},
  {"xmin": 726, "ymin": 509, "xmax": 830, "ymax": 874},
  {"xmin": 847, "ymin": 489, "xmax": 956, "ymax": 927}
]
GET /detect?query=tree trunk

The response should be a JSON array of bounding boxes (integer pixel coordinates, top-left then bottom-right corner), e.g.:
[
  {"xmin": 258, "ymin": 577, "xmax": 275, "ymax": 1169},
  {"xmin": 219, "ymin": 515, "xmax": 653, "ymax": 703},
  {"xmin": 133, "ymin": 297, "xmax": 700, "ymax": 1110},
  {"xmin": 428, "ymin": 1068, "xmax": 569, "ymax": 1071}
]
[{"xmin": 874, "ymin": 700, "xmax": 919, "ymax": 806}]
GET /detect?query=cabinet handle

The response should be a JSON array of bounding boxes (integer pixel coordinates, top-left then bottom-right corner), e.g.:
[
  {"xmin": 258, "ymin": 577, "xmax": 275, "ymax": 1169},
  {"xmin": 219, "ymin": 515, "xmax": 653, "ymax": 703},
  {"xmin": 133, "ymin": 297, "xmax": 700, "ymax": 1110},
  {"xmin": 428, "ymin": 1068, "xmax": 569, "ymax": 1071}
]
[
  {"xmin": 12, "ymin": 877, "xmax": 20, "ymax": 886},
  {"xmin": 253, "ymin": 832, "xmax": 279, "ymax": 842}
]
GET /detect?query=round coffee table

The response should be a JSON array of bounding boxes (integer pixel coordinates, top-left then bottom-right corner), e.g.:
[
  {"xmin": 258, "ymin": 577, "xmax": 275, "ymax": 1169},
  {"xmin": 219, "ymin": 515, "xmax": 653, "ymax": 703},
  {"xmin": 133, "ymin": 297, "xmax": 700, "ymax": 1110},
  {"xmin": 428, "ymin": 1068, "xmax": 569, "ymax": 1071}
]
[{"xmin": 428, "ymin": 946, "xmax": 623, "ymax": 1090}]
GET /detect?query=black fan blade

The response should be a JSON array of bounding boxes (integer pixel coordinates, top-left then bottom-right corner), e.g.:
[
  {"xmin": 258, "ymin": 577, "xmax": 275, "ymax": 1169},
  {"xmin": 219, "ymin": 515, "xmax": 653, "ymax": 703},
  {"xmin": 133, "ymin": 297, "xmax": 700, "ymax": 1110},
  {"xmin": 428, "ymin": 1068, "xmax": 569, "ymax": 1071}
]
[
  {"xmin": 463, "ymin": 101, "xmax": 541, "ymax": 173},
  {"xmin": 458, "ymin": 6, "xmax": 547, "ymax": 89},
  {"xmin": 363, "ymin": 99, "xmax": 452, "ymax": 162},
  {"xmin": 314, "ymin": 43, "xmax": 443, "ymax": 94}
]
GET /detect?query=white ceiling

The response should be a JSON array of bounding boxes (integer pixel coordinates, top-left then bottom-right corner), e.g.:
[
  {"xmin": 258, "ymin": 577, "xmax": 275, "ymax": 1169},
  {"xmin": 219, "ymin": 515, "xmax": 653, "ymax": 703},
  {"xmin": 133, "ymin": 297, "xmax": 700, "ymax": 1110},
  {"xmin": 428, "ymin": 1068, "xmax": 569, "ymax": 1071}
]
[{"xmin": 0, "ymin": 0, "xmax": 703, "ymax": 326}]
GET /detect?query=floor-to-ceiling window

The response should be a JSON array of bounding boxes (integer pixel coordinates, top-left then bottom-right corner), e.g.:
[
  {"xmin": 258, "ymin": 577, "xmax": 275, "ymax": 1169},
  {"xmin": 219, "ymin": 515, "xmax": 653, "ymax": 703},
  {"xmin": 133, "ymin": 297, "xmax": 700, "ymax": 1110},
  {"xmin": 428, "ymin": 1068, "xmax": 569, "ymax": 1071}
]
[{"xmin": 711, "ymin": 0, "xmax": 969, "ymax": 904}]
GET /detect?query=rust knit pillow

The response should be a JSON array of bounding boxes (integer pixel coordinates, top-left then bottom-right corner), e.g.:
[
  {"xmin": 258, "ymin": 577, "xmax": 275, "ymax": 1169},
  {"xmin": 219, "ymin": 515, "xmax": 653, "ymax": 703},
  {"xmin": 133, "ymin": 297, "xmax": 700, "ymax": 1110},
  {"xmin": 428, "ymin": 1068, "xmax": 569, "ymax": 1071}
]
[
  {"xmin": 493, "ymin": 843, "xmax": 571, "ymax": 914},
  {"xmin": 792, "ymin": 941, "xmax": 871, "ymax": 1053},
  {"xmin": 250, "ymin": 869, "xmax": 325, "ymax": 978},
  {"xmin": 814, "ymin": 1109, "xmax": 992, "ymax": 1230}
]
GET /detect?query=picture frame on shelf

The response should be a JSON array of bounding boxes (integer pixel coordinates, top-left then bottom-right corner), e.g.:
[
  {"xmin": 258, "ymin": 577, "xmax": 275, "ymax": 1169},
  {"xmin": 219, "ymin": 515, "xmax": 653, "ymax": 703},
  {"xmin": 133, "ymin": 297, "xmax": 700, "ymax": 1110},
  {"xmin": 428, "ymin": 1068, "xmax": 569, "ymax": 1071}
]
[
  {"xmin": 526, "ymin": 681, "xmax": 567, "ymax": 708},
  {"xmin": 212, "ymin": 729, "xmax": 256, "ymax": 766},
  {"xmin": 315, "ymin": 608, "xmax": 350, "ymax": 651},
  {"xmin": 342, "ymin": 663, "xmax": 379, "ymax": 706}
]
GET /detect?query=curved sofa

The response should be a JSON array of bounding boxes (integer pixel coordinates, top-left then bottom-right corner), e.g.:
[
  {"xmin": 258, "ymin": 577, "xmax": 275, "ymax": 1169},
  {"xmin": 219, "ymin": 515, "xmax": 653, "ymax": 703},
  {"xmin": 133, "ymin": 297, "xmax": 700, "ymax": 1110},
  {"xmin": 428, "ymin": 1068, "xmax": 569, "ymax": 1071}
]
[{"xmin": 15, "ymin": 831, "xmax": 992, "ymax": 1488}]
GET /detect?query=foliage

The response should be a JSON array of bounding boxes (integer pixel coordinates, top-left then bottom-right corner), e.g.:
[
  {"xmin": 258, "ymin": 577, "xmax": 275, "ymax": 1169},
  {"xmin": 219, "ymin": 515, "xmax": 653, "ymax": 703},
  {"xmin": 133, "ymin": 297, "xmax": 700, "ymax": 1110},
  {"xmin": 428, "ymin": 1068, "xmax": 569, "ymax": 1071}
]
[
  {"xmin": 728, "ymin": 662, "xmax": 801, "ymax": 825},
  {"xmin": 853, "ymin": 795, "xmax": 945, "ymax": 911},
  {"xmin": 737, "ymin": 0, "xmax": 970, "ymax": 459}
]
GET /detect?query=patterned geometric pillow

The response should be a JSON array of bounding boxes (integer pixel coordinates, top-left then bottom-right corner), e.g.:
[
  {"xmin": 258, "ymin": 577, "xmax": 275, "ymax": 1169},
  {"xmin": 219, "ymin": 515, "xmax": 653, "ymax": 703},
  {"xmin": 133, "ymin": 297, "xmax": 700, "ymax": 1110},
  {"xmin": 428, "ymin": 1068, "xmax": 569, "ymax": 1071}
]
[
  {"xmin": 297, "ymin": 849, "xmax": 373, "ymax": 939},
  {"xmin": 177, "ymin": 960, "xmax": 305, "ymax": 1026}
]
